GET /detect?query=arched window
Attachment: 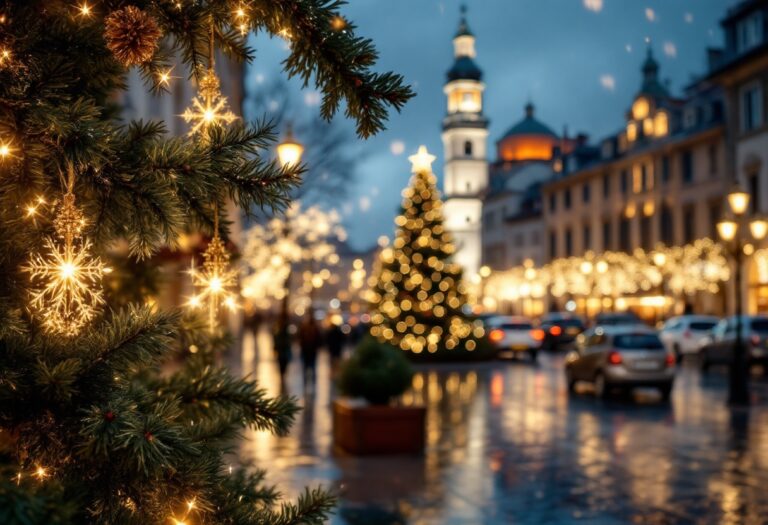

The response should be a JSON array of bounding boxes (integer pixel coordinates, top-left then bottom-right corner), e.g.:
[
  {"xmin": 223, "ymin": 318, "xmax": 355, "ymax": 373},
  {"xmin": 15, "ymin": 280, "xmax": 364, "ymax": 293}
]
[{"xmin": 464, "ymin": 140, "xmax": 473, "ymax": 156}]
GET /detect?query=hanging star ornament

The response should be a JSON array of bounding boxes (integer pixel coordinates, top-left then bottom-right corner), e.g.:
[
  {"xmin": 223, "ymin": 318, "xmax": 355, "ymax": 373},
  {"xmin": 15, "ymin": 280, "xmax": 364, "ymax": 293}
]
[
  {"xmin": 187, "ymin": 233, "xmax": 239, "ymax": 333},
  {"xmin": 181, "ymin": 68, "xmax": 238, "ymax": 136},
  {"xmin": 24, "ymin": 192, "xmax": 106, "ymax": 337}
]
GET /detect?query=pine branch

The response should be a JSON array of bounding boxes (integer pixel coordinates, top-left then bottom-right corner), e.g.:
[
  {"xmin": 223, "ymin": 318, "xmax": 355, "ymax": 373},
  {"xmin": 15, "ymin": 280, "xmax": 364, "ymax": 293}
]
[{"xmin": 159, "ymin": 359, "xmax": 300, "ymax": 438}]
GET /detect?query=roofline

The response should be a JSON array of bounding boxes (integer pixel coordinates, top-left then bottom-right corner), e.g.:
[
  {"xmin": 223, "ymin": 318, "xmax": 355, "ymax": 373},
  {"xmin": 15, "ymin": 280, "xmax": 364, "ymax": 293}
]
[{"xmin": 541, "ymin": 124, "xmax": 724, "ymax": 193}]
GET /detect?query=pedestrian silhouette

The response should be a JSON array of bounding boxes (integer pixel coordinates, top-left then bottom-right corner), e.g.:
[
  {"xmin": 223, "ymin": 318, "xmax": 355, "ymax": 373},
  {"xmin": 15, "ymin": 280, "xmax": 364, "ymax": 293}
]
[
  {"xmin": 298, "ymin": 312, "xmax": 322, "ymax": 394},
  {"xmin": 273, "ymin": 311, "xmax": 292, "ymax": 392}
]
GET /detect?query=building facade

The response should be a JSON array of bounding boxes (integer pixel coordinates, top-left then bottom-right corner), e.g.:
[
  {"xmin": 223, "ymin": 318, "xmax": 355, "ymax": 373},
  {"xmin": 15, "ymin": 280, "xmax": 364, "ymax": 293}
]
[
  {"xmin": 441, "ymin": 8, "xmax": 489, "ymax": 278},
  {"xmin": 542, "ymin": 0, "xmax": 768, "ymax": 317}
]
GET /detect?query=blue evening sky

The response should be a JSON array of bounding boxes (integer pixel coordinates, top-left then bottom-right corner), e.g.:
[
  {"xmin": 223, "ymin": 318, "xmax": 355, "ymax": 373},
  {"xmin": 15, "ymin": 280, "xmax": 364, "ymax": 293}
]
[{"xmin": 246, "ymin": 0, "xmax": 740, "ymax": 250}]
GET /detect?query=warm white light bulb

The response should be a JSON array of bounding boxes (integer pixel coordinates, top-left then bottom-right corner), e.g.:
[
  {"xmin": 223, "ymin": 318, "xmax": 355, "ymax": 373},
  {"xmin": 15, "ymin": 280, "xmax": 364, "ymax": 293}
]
[{"xmin": 59, "ymin": 262, "xmax": 76, "ymax": 279}]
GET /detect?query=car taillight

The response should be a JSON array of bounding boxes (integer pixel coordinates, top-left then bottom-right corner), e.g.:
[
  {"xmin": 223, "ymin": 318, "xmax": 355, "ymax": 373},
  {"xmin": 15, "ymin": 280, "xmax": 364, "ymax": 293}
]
[
  {"xmin": 550, "ymin": 325, "xmax": 562, "ymax": 336},
  {"xmin": 751, "ymin": 333, "xmax": 761, "ymax": 346},
  {"xmin": 607, "ymin": 351, "xmax": 623, "ymax": 365},
  {"xmin": 530, "ymin": 329, "xmax": 545, "ymax": 341},
  {"xmin": 489, "ymin": 329, "xmax": 504, "ymax": 343},
  {"xmin": 683, "ymin": 329, "xmax": 692, "ymax": 339},
  {"xmin": 665, "ymin": 353, "xmax": 675, "ymax": 367}
]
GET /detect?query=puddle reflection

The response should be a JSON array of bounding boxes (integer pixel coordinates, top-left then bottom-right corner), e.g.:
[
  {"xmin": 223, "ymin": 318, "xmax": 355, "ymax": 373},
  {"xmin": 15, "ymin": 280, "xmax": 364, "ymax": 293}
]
[{"xmin": 234, "ymin": 329, "xmax": 768, "ymax": 524}]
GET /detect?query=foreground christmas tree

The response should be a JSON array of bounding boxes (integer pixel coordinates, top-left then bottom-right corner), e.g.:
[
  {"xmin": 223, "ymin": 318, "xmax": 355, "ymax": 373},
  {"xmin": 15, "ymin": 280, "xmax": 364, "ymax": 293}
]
[
  {"xmin": 369, "ymin": 147, "xmax": 490, "ymax": 361},
  {"xmin": 0, "ymin": 1, "xmax": 411, "ymax": 523}
]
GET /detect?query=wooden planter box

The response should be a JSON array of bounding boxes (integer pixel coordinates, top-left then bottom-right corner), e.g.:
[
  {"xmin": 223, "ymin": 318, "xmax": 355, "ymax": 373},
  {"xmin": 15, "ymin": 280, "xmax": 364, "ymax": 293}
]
[{"xmin": 332, "ymin": 398, "xmax": 426, "ymax": 455}]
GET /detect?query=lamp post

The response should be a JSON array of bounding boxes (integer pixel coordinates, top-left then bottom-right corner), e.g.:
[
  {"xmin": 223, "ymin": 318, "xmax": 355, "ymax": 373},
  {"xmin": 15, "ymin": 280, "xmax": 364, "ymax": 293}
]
[
  {"xmin": 716, "ymin": 183, "xmax": 768, "ymax": 406},
  {"xmin": 276, "ymin": 125, "xmax": 304, "ymax": 324},
  {"xmin": 580, "ymin": 260, "xmax": 594, "ymax": 319}
]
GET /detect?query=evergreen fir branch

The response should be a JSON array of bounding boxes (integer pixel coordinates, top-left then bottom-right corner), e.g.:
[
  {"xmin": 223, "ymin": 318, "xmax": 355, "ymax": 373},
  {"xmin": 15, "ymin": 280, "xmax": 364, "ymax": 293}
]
[
  {"xmin": 260, "ymin": 487, "xmax": 336, "ymax": 525},
  {"xmin": 160, "ymin": 360, "xmax": 300, "ymax": 437},
  {"xmin": 251, "ymin": 0, "xmax": 414, "ymax": 137},
  {"xmin": 81, "ymin": 305, "xmax": 179, "ymax": 377}
]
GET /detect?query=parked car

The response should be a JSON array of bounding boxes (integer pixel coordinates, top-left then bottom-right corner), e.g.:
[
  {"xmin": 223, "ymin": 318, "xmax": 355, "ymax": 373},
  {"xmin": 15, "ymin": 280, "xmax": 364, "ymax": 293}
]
[
  {"xmin": 540, "ymin": 313, "xmax": 585, "ymax": 350},
  {"xmin": 565, "ymin": 326, "xmax": 675, "ymax": 400},
  {"xmin": 593, "ymin": 311, "xmax": 644, "ymax": 327},
  {"xmin": 659, "ymin": 315, "xmax": 719, "ymax": 362},
  {"xmin": 698, "ymin": 315, "xmax": 768, "ymax": 371},
  {"xmin": 485, "ymin": 316, "xmax": 544, "ymax": 361}
]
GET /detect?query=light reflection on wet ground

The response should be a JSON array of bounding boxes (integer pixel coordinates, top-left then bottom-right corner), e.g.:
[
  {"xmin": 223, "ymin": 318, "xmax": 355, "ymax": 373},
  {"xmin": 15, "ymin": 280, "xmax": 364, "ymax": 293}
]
[{"xmin": 233, "ymin": 329, "xmax": 768, "ymax": 524}]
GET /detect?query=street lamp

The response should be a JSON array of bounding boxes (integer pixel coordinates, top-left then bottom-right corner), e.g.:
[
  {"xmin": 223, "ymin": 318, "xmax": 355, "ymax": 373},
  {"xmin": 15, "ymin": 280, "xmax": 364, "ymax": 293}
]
[
  {"xmin": 276, "ymin": 124, "xmax": 304, "ymax": 169},
  {"xmin": 716, "ymin": 183, "xmax": 768, "ymax": 405},
  {"xmin": 277, "ymin": 126, "xmax": 304, "ymax": 325}
]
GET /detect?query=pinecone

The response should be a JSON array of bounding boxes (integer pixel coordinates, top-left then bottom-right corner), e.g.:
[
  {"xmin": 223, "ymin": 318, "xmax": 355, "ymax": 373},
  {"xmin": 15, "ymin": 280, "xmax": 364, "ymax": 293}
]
[{"xmin": 104, "ymin": 6, "xmax": 162, "ymax": 66}]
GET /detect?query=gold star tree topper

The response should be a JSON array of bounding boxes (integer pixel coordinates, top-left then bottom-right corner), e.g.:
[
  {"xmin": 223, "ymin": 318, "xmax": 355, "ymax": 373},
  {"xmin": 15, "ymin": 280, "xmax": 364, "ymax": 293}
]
[{"xmin": 408, "ymin": 145, "xmax": 436, "ymax": 174}]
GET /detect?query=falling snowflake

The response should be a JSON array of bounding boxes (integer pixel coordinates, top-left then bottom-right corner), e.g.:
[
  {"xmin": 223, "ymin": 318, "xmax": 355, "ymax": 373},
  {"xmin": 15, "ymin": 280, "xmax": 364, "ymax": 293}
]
[
  {"xmin": 684, "ymin": 12, "xmax": 694, "ymax": 24},
  {"xmin": 583, "ymin": 0, "xmax": 603, "ymax": 13},
  {"xmin": 663, "ymin": 41, "xmax": 677, "ymax": 58},
  {"xmin": 390, "ymin": 140, "xmax": 405, "ymax": 155},
  {"xmin": 359, "ymin": 196, "xmax": 371, "ymax": 212},
  {"xmin": 645, "ymin": 8, "xmax": 656, "ymax": 22},
  {"xmin": 304, "ymin": 91, "xmax": 321, "ymax": 107},
  {"xmin": 600, "ymin": 74, "xmax": 616, "ymax": 91}
]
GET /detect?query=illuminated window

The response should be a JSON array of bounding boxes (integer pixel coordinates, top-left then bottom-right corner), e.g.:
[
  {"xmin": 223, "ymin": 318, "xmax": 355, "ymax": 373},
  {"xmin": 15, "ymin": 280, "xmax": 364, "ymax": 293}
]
[
  {"xmin": 633, "ymin": 97, "xmax": 650, "ymax": 120},
  {"xmin": 643, "ymin": 117, "xmax": 654, "ymax": 136},
  {"xmin": 654, "ymin": 111, "xmax": 669, "ymax": 136},
  {"xmin": 459, "ymin": 91, "xmax": 480, "ymax": 112},
  {"xmin": 627, "ymin": 121, "xmax": 637, "ymax": 142}
]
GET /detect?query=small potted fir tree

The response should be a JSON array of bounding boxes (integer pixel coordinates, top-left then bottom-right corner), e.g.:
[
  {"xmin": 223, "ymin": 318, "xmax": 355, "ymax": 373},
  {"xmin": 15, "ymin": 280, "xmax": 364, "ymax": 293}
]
[{"xmin": 333, "ymin": 337, "xmax": 425, "ymax": 454}]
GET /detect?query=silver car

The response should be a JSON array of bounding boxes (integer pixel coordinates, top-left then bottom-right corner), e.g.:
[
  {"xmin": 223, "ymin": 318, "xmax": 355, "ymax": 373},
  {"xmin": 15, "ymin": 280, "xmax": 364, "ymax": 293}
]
[
  {"xmin": 565, "ymin": 326, "xmax": 675, "ymax": 400},
  {"xmin": 699, "ymin": 315, "xmax": 768, "ymax": 371}
]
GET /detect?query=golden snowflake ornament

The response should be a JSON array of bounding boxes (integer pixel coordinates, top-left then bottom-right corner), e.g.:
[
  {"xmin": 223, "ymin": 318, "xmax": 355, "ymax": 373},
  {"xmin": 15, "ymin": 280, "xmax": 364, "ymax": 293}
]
[
  {"xmin": 24, "ymin": 193, "xmax": 106, "ymax": 337},
  {"xmin": 187, "ymin": 234, "xmax": 239, "ymax": 333},
  {"xmin": 181, "ymin": 68, "xmax": 238, "ymax": 137}
]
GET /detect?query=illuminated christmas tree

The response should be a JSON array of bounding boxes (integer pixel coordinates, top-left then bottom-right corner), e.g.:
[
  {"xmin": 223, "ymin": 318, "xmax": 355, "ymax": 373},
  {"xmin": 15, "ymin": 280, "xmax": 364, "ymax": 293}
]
[{"xmin": 369, "ymin": 146, "xmax": 489, "ymax": 359}]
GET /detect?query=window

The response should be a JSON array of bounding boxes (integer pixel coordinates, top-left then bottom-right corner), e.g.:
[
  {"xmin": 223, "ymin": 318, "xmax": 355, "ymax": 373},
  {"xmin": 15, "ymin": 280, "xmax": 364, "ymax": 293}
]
[
  {"xmin": 549, "ymin": 231, "xmax": 557, "ymax": 259},
  {"xmin": 549, "ymin": 193, "xmax": 556, "ymax": 212},
  {"xmin": 619, "ymin": 217, "xmax": 631, "ymax": 252},
  {"xmin": 621, "ymin": 169, "xmax": 629, "ymax": 194},
  {"xmin": 530, "ymin": 230, "xmax": 540, "ymax": 245},
  {"xmin": 583, "ymin": 224, "xmax": 591, "ymax": 251},
  {"xmin": 564, "ymin": 188, "xmax": 572, "ymax": 209},
  {"xmin": 514, "ymin": 233, "xmax": 524, "ymax": 247},
  {"xmin": 749, "ymin": 172, "xmax": 761, "ymax": 213},
  {"xmin": 602, "ymin": 219, "xmax": 612, "ymax": 251},
  {"xmin": 708, "ymin": 144, "xmax": 718, "ymax": 177},
  {"xmin": 681, "ymin": 150, "xmax": 694, "ymax": 183},
  {"xmin": 565, "ymin": 229, "xmax": 573, "ymax": 256},
  {"xmin": 737, "ymin": 11, "xmax": 763, "ymax": 53},
  {"xmin": 640, "ymin": 214, "xmax": 653, "ymax": 250},
  {"xmin": 602, "ymin": 174, "xmax": 610, "ymax": 197},
  {"xmin": 582, "ymin": 183, "xmax": 591, "ymax": 203},
  {"xmin": 661, "ymin": 155, "xmax": 671, "ymax": 184},
  {"xmin": 683, "ymin": 206, "xmax": 695, "ymax": 243},
  {"xmin": 463, "ymin": 140, "xmax": 473, "ymax": 156},
  {"xmin": 741, "ymin": 82, "xmax": 763, "ymax": 132},
  {"xmin": 660, "ymin": 204, "xmax": 674, "ymax": 245},
  {"xmin": 640, "ymin": 163, "xmax": 648, "ymax": 191},
  {"xmin": 709, "ymin": 200, "xmax": 721, "ymax": 239}
]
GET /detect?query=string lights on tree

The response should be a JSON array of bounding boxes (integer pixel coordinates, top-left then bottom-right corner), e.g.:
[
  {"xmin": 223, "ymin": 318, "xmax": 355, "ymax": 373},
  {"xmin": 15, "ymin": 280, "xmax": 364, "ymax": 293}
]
[{"xmin": 368, "ymin": 146, "xmax": 485, "ymax": 357}]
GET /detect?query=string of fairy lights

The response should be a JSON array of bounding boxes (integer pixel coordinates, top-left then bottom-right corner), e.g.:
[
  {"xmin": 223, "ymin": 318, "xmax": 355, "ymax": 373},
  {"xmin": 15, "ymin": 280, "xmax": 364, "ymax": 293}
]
[
  {"xmin": 479, "ymin": 238, "xmax": 731, "ymax": 312},
  {"xmin": 368, "ymin": 147, "xmax": 485, "ymax": 355}
]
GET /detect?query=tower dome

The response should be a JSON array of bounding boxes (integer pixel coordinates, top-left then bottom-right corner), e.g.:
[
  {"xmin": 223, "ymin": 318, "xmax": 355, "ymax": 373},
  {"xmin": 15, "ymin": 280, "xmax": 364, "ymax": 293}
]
[{"xmin": 497, "ymin": 103, "xmax": 559, "ymax": 162}]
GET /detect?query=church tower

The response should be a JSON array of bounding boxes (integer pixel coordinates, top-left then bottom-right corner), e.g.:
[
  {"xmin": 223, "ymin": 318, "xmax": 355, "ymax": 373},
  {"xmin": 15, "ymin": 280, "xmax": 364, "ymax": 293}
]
[{"xmin": 442, "ymin": 5, "xmax": 488, "ymax": 278}]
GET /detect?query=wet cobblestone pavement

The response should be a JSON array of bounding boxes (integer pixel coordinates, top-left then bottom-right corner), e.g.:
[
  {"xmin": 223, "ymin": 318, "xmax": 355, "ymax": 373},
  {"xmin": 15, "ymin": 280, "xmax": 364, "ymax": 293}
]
[{"xmin": 234, "ymin": 329, "xmax": 768, "ymax": 524}]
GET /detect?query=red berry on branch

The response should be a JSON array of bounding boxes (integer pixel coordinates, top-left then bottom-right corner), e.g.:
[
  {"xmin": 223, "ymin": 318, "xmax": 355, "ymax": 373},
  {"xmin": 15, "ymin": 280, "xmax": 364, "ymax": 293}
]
[
  {"xmin": 104, "ymin": 411, "xmax": 115, "ymax": 422},
  {"xmin": 354, "ymin": 77, "xmax": 362, "ymax": 88},
  {"xmin": 144, "ymin": 431, "xmax": 154, "ymax": 441}
]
